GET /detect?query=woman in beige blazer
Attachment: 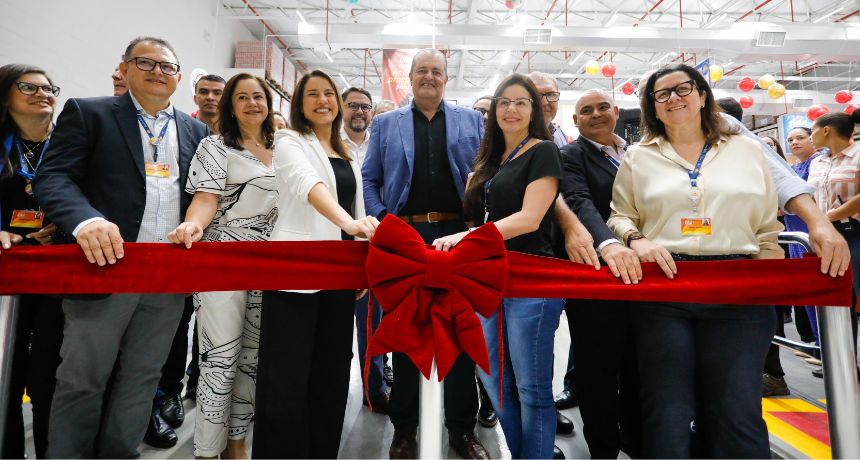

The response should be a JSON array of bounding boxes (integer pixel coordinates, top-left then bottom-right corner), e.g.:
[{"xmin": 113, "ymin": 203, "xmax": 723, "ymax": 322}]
[{"xmin": 253, "ymin": 70, "xmax": 378, "ymax": 459}]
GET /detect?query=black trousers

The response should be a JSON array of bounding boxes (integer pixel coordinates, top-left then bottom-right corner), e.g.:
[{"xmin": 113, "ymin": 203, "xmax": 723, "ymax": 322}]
[
  {"xmin": 567, "ymin": 299, "xmax": 641, "ymax": 459},
  {"xmin": 763, "ymin": 306, "xmax": 787, "ymax": 378},
  {"xmin": 253, "ymin": 290, "xmax": 355, "ymax": 459},
  {"xmin": 2, "ymin": 294, "xmax": 64, "ymax": 459},
  {"xmin": 158, "ymin": 296, "xmax": 195, "ymax": 397},
  {"xmin": 387, "ymin": 219, "xmax": 478, "ymax": 434}
]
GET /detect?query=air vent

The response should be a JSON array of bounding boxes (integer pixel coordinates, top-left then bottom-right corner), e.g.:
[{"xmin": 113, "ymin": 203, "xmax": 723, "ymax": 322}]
[
  {"xmin": 793, "ymin": 98, "xmax": 814, "ymax": 108},
  {"xmin": 523, "ymin": 28, "xmax": 552, "ymax": 45},
  {"xmin": 756, "ymin": 31, "xmax": 787, "ymax": 47}
]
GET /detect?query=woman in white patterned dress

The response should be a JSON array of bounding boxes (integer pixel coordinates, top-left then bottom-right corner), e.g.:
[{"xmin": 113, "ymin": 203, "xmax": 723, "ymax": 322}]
[{"xmin": 167, "ymin": 73, "xmax": 277, "ymax": 459}]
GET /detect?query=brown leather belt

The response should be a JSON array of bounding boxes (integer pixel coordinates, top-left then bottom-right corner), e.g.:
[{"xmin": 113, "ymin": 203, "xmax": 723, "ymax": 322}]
[{"xmin": 398, "ymin": 212, "xmax": 463, "ymax": 224}]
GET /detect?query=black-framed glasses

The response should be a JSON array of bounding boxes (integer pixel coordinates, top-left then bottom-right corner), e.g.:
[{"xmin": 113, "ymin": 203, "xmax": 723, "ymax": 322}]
[
  {"xmin": 126, "ymin": 57, "xmax": 180, "ymax": 75},
  {"xmin": 540, "ymin": 91, "xmax": 560, "ymax": 102},
  {"xmin": 651, "ymin": 80, "xmax": 696, "ymax": 103},
  {"xmin": 495, "ymin": 97, "xmax": 533, "ymax": 111},
  {"xmin": 16, "ymin": 82, "xmax": 60, "ymax": 97},
  {"xmin": 346, "ymin": 102, "xmax": 372, "ymax": 112}
]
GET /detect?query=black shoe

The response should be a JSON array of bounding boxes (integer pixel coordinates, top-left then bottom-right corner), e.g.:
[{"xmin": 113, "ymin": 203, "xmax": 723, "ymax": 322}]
[
  {"xmin": 362, "ymin": 391, "xmax": 390, "ymax": 415},
  {"xmin": 556, "ymin": 410, "xmax": 574, "ymax": 435},
  {"xmin": 555, "ymin": 389, "xmax": 578, "ymax": 410},
  {"xmin": 389, "ymin": 428, "xmax": 418, "ymax": 459},
  {"xmin": 448, "ymin": 430, "xmax": 490, "ymax": 459},
  {"xmin": 553, "ymin": 445, "xmax": 565, "ymax": 459},
  {"xmin": 159, "ymin": 393, "xmax": 184, "ymax": 428},
  {"xmin": 812, "ymin": 367, "xmax": 824, "ymax": 379},
  {"xmin": 477, "ymin": 387, "xmax": 497, "ymax": 428},
  {"xmin": 144, "ymin": 411, "xmax": 177, "ymax": 449},
  {"xmin": 384, "ymin": 364, "xmax": 394, "ymax": 386}
]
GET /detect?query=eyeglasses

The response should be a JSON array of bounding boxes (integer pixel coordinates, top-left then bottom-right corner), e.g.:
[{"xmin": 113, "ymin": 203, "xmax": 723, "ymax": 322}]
[
  {"xmin": 651, "ymin": 80, "xmax": 697, "ymax": 103},
  {"xmin": 473, "ymin": 107, "xmax": 488, "ymax": 115},
  {"xmin": 16, "ymin": 82, "xmax": 60, "ymax": 97},
  {"xmin": 495, "ymin": 97, "xmax": 533, "ymax": 111},
  {"xmin": 126, "ymin": 57, "xmax": 181, "ymax": 75},
  {"xmin": 346, "ymin": 102, "xmax": 372, "ymax": 112},
  {"xmin": 540, "ymin": 91, "xmax": 560, "ymax": 102}
]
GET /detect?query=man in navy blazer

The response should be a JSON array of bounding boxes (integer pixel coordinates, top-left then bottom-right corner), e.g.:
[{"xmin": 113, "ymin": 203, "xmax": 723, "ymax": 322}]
[
  {"xmin": 33, "ymin": 37, "xmax": 208, "ymax": 458},
  {"xmin": 362, "ymin": 49, "xmax": 488, "ymax": 459},
  {"xmin": 558, "ymin": 89, "xmax": 642, "ymax": 459}
]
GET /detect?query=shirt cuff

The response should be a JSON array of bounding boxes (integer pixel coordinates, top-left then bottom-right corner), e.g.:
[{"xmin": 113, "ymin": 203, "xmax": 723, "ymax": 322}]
[
  {"xmin": 596, "ymin": 239, "xmax": 621, "ymax": 252},
  {"xmin": 72, "ymin": 217, "xmax": 107, "ymax": 238}
]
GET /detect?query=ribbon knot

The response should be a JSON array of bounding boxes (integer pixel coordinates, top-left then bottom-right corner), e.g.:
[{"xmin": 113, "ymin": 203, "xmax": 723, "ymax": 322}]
[
  {"xmin": 365, "ymin": 216, "xmax": 508, "ymax": 380},
  {"xmin": 424, "ymin": 249, "xmax": 453, "ymax": 289}
]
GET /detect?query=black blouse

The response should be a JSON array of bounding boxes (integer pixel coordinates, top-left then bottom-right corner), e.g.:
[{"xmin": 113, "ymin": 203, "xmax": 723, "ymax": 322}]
[{"xmin": 329, "ymin": 157, "xmax": 356, "ymax": 240}]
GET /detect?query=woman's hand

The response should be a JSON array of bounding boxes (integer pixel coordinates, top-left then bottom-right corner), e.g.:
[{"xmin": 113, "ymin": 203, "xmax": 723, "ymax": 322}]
[
  {"xmin": 630, "ymin": 238, "xmax": 677, "ymax": 279},
  {"xmin": 167, "ymin": 222, "xmax": 204, "ymax": 248},
  {"xmin": 343, "ymin": 216, "xmax": 380, "ymax": 240},
  {"xmin": 0, "ymin": 231, "xmax": 23, "ymax": 253},
  {"xmin": 26, "ymin": 223, "xmax": 57, "ymax": 246},
  {"xmin": 433, "ymin": 231, "xmax": 469, "ymax": 251}
]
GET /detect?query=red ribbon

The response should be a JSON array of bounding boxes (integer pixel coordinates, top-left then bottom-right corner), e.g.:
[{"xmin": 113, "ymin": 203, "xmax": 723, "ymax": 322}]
[{"xmin": 365, "ymin": 216, "xmax": 507, "ymax": 379}]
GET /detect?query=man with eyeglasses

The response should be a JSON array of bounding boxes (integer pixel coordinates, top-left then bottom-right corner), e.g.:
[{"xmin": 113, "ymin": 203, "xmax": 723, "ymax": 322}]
[
  {"xmin": 471, "ymin": 95, "xmax": 492, "ymax": 124},
  {"xmin": 527, "ymin": 72, "xmax": 569, "ymax": 148},
  {"xmin": 341, "ymin": 87, "xmax": 373, "ymax": 165},
  {"xmin": 363, "ymin": 48, "xmax": 489, "ymax": 460},
  {"xmin": 34, "ymin": 36, "xmax": 208, "ymax": 458}
]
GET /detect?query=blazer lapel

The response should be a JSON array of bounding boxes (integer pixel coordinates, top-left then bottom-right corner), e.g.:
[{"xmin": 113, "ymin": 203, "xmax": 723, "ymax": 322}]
[
  {"xmin": 397, "ymin": 109, "xmax": 415, "ymax": 177},
  {"xmin": 112, "ymin": 93, "xmax": 145, "ymax": 178},
  {"xmin": 307, "ymin": 133, "xmax": 337, "ymax": 189},
  {"xmin": 444, "ymin": 102, "xmax": 460, "ymax": 157},
  {"xmin": 580, "ymin": 137, "xmax": 618, "ymax": 178},
  {"xmin": 174, "ymin": 111, "xmax": 196, "ymax": 187}
]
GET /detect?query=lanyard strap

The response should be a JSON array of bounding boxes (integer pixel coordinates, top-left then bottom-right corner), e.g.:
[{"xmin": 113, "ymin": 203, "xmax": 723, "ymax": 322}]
[
  {"xmin": 484, "ymin": 136, "xmax": 532, "ymax": 208},
  {"xmin": 686, "ymin": 143, "xmax": 711, "ymax": 188},
  {"xmin": 604, "ymin": 152, "xmax": 621, "ymax": 169},
  {"xmin": 136, "ymin": 112, "xmax": 173, "ymax": 162},
  {"xmin": 14, "ymin": 136, "xmax": 50, "ymax": 181}
]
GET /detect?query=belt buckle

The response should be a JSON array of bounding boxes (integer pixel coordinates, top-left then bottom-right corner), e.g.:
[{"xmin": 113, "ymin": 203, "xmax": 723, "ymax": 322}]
[{"xmin": 426, "ymin": 212, "xmax": 439, "ymax": 223}]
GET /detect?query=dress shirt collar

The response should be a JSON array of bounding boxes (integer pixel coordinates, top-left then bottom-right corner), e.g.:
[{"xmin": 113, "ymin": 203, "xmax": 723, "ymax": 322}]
[
  {"xmin": 340, "ymin": 128, "xmax": 369, "ymax": 150},
  {"xmin": 128, "ymin": 90, "xmax": 175, "ymax": 118},
  {"xmin": 583, "ymin": 133, "xmax": 628, "ymax": 154}
]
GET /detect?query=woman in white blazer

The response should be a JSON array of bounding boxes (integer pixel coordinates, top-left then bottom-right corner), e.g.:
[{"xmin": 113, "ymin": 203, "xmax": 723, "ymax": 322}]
[{"xmin": 252, "ymin": 70, "xmax": 378, "ymax": 459}]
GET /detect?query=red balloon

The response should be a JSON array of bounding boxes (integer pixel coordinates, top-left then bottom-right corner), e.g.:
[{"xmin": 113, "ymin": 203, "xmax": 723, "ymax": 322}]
[
  {"xmin": 835, "ymin": 90, "xmax": 854, "ymax": 104},
  {"xmin": 846, "ymin": 104, "xmax": 860, "ymax": 115},
  {"xmin": 622, "ymin": 82, "xmax": 636, "ymax": 95},
  {"xmin": 601, "ymin": 62, "xmax": 617, "ymax": 78},
  {"xmin": 739, "ymin": 96, "xmax": 754, "ymax": 109},
  {"xmin": 806, "ymin": 104, "xmax": 830, "ymax": 121},
  {"xmin": 738, "ymin": 77, "xmax": 755, "ymax": 92}
]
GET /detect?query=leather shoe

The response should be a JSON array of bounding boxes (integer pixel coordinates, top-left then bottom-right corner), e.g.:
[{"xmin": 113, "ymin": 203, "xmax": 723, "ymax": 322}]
[
  {"xmin": 477, "ymin": 390, "xmax": 497, "ymax": 428},
  {"xmin": 362, "ymin": 391, "xmax": 390, "ymax": 415},
  {"xmin": 160, "ymin": 393, "xmax": 184, "ymax": 428},
  {"xmin": 448, "ymin": 430, "xmax": 489, "ymax": 459},
  {"xmin": 144, "ymin": 411, "xmax": 177, "ymax": 449},
  {"xmin": 556, "ymin": 410, "xmax": 575, "ymax": 435},
  {"xmin": 555, "ymin": 389, "xmax": 578, "ymax": 410},
  {"xmin": 553, "ymin": 445, "xmax": 565, "ymax": 459},
  {"xmin": 390, "ymin": 428, "xmax": 417, "ymax": 459},
  {"xmin": 812, "ymin": 367, "xmax": 824, "ymax": 379}
]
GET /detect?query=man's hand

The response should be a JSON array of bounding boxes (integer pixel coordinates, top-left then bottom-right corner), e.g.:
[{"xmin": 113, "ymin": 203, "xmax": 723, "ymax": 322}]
[
  {"xmin": 630, "ymin": 238, "xmax": 677, "ymax": 279},
  {"xmin": 564, "ymin": 221, "xmax": 599, "ymax": 269},
  {"xmin": 0, "ymin": 231, "xmax": 23, "ymax": 254},
  {"xmin": 807, "ymin": 220, "xmax": 850, "ymax": 277},
  {"xmin": 167, "ymin": 222, "xmax": 204, "ymax": 249},
  {"xmin": 26, "ymin": 223, "xmax": 57, "ymax": 246},
  {"xmin": 76, "ymin": 220, "xmax": 124, "ymax": 266},
  {"xmin": 600, "ymin": 242, "xmax": 642, "ymax": 284}
]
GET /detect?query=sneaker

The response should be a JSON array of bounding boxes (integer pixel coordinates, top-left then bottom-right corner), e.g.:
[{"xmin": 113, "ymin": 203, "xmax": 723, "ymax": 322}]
[{"xmin": 762, "ymin": 373, "xmax": 790, "ymax": 397}]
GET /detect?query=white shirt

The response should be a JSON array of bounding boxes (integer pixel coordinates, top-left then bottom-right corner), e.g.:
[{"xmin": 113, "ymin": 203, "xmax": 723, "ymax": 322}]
[{"xmin": 341, "ymin": 128, "xmax": 370, "ymax": 166}]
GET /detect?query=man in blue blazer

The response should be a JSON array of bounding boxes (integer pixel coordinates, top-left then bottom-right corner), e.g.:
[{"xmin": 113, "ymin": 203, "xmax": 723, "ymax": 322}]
[
  {"xmin": 362, "ymin": 49, "xmax": 488, "ymax": 459},
  {"xmin": 33, "ymin": 37, "xmax": 208, "ymax": 457}
]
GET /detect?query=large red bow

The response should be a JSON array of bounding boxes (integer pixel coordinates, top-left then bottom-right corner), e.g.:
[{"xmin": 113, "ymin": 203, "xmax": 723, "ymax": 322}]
[{"xmin": 365, "ymin": 216, "xmax": 508, "ymax": 380}]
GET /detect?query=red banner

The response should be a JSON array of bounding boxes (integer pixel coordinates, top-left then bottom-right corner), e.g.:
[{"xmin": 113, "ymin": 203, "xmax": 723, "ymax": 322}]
[{"xmin": 381, "ymin": 49, "xmax": 417, "ymax": 106}]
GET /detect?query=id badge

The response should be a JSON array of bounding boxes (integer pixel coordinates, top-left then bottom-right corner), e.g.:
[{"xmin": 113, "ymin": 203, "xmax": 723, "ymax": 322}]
[
  {"xmin": 10, "ymin": 210, "xmax": 44, "ymax": 229},
  {"xmin": 681, "ymin": 217, "xmax": 712, "ymax": 236},
  {"xmin": 145, "ymin": 161, "xmax": 170, "ymax": 178}
]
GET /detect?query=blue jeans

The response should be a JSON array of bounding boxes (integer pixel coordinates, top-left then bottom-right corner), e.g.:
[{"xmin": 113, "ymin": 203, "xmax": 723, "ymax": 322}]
[{"xmin": 478, "ymin": 297, "xmax": 564, "ymax": 459}]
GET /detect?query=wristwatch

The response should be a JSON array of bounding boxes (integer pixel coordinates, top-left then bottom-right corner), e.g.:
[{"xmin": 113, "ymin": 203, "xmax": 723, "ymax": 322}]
[{"xmin": 625, "ymin": 231, "xmax": 645, "ymax": 247}]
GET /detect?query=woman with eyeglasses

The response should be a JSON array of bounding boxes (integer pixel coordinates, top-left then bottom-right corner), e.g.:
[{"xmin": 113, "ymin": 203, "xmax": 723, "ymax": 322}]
[
  {"xmin": 0, "ymin": 63, "xmax": 64, "ymax": 459},
  {"xmin": 607, "ymin": 63, "xmax": 782, "ymax": 458},
  {"xmin": 434, "ymin": 73, "xmax": 564, "ymax": 459}
]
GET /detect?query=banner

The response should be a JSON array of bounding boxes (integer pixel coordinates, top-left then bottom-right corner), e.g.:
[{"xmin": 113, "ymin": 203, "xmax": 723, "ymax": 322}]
[{"xmin": 381, "ymin": 49, "xmax": 418, "ymax": 106}]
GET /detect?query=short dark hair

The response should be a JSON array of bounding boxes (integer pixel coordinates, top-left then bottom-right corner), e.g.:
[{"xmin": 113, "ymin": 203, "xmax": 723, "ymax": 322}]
[
  {"xmin": 290, "ymin": 70, "xmax": 350, "ymax": 160},
  {"xmin": 640, "ymin": 64, "xmax": 735, "ymax": 145},
  {"xmin": 123, "ymin": 37, "xmax": 178, "ymax": 63},
  {"xmin": 218, "ymin": 73, "xmax": 275, "ymax": 150},
  {"xmin": 717, "ymin": 97, "xmax": 743, "ymax": 122},
  {"xmin": 814, "ymin": 111, "xmax": 860, "ymax": 139},
  {"xmin": 195, "ymin": 74, "xmax": 226, "ymax": 91},
  {"xmin": 341, "ymin": 87, "xmax": 372, "ymax": 105}
]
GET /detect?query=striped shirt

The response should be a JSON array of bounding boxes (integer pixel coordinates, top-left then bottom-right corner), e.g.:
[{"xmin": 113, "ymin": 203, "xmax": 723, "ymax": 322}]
[{"xmin": 808, "ymin": 142, "xmax": 860, "ymax": 222}]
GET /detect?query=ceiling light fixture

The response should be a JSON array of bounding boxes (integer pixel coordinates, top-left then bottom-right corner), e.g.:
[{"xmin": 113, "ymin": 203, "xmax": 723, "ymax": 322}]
[
  {"xmin": 296, "ymin": 9, "xmax": 308, "ymax": 24},
  {"xmin": 568, "ymin": 51, "xmax": 586, "ymax": 67},
  {"xmin": 324, "ymin": 51, "xmax": 334, "ymax": 63},
  {"xmin": 338, "ymin": 73, "xmax": 349, "ymax": 88},
  {"xmin": 813, "ymin": 7, "xmax": 843, "ymax": 23},
  {"xmin": 605, "ymin": 13, "xmax": 619, "ymax": 27}
]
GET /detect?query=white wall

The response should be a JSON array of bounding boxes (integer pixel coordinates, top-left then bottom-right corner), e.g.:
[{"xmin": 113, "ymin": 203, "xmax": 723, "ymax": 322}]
[{"xmin": 0, "ymin": 0, "xmax": 258, "ymax": 114}]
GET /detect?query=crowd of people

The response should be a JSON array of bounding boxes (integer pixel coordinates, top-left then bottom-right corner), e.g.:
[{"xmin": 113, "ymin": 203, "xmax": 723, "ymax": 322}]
[{"xmin": 0, "ymin": 35, "xmax": 858, "ymax": 460}]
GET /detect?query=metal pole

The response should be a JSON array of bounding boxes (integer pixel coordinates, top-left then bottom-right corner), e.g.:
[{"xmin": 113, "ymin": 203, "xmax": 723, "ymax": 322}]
[
  {"xmin": 779, "ymin": 232, "xmax": 860, "ymax": 458},
  {"xmin": 418, "ymin": 358, "xmax": 443, "ymax": 459},
  {"xmin": 0, "ymin": 295, "xmax": 20, "ymax": 450}
]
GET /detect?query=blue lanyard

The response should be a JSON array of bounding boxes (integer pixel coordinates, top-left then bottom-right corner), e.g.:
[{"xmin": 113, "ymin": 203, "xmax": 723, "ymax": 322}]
[
  {"xmin": 136, "ymin": 111, "xmax": 173, "ymax": 162},
  {"xmin": 686, "ymin": 143, "xmax": 711, "ymax": 188},
  {"xmin": 484, "ymin": 136, "xmax": 531, "ymax": 213},
  {"xmin": 14, "ymin": 135, "xmax": 50, "ymax": 181},
  {"xmin": 604, "ymin": 152, "xmax": 620, "ymax": 169}
]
